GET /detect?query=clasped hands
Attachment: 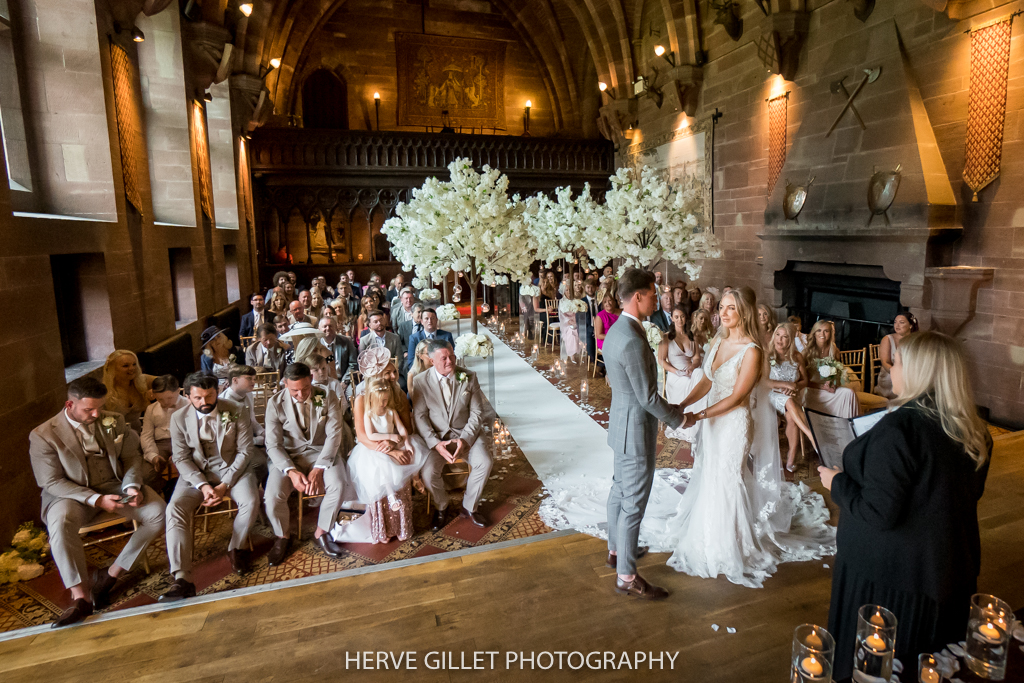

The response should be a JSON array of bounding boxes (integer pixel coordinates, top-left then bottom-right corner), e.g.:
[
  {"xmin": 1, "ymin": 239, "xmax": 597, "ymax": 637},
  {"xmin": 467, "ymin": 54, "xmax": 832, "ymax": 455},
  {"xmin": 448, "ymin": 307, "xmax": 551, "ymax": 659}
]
[
  {"xmin": 373, "ymin": 437, "xmax": 413, "ymax": 465},
  {"xmin": 287, "ymin": 468, "xmax": 326, "ymax": 497},
  {"xmin": 674, "ymin": 402, "xmax": 701, "ymax": 430},
  {"xmin": 199, "ymin": 482, "xmax": 231, "ymax": 506}
]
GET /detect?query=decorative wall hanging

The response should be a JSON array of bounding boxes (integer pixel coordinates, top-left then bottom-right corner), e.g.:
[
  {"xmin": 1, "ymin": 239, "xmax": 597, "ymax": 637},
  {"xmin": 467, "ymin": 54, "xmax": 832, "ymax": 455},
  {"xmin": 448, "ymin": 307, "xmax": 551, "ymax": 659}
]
[
  {"xmin": 963, "ymin": 16, "xmax": 1015, "ymax": 201},
  {"xmin": 395, "ymin": 33, "xmax": 507, "ymax": 131},
  {"xmin": 825, "ymin": 66, "xmax": 880, "ymax": 137},
  {"xmin": 109, "ymin": 44, "xmax": 144, "ymax": 215},
  {"xmin": 710, "ymin": 1, "xmax": 744, "ymax": 41},
  {"xmin": 192, "ymin": 102, "xmax": 214, "ymax": 221},
  {"xmin": 767, "ymin": 93, "xmax": 788, "ymax": 196},
  {"xmin": 783, "ymin": 177, "xmax": 813, "ymax": 222},
  {"xmin": 867, "ymin": 164, "xmax": 902, "ymax": 226}
]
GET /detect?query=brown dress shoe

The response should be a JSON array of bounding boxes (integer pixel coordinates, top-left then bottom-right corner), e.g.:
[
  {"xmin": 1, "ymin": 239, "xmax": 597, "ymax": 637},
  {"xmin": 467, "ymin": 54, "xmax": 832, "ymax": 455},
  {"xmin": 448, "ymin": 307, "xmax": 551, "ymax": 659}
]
[
  {"xmin": 228, "ymin": 548, "xmax": 251, "ymax": 574},
  {"xmin": 159, "ymin": 578, "xmax": 196, "ymax": 603},
  {"xmin": 459, "ymin": 507, "xmax": 487, "ymax": 527},
  {"xmin": 314, "ymin": 534, "xmax": 344, "ymax": 559},
  {"xmin": 52, "ymin": 598, "xmax": 93, "ymax": 628},
  {"xmin": 90, "ymin": 567, "xmax": 117, "ymax": 609},
  {"xmin": 267, "ymin": 536, "xmax": 291, "ymax": 566},
  {"xmin": 606, "ymin": 546, "xmax": 649, "ymax": 568},
  {"xmin": 615, "ymin": 574, "xmax": 669, "ymax": 600}
]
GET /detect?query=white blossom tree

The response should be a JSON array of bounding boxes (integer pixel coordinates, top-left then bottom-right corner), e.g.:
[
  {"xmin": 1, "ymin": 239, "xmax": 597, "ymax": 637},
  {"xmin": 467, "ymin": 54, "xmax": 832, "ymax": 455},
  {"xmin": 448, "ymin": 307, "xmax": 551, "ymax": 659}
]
[
  {"xmin": 589, "ymin": 165, "xmax": 722, "ymax": 280},
  {"xmin": 382, "ymin": 158, "xmax": 536, "ymax": 333},
  {"xmin": 524, "ymin": 183, "xmax": 603, "ymax": 300}
]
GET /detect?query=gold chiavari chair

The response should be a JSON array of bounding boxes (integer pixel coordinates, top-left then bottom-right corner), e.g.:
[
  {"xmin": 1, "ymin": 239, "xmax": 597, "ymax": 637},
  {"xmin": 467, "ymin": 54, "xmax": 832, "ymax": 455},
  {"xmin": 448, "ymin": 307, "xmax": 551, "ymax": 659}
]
[
  {"xmin": 79, "ymin": 513, "xmax": 151, "ymax": 574},
  {"xmin": 251, "ymin": 371, "xmax": 280, "ymax": 424},
  {"xmin": 868, "ymin": 343, "xmax": 882, "ymax": 394},
  {"xmin": 544, "ymin": 301, "xmax": 561, "ymax": 352}
]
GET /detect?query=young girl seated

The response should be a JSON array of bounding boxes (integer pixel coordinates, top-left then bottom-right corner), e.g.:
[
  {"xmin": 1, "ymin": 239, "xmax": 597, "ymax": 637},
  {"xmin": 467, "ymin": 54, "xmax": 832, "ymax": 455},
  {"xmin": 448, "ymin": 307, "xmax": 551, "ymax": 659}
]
[{"xmin": 346, "ymin": 375, "xmax": 426, "ymax": 543}]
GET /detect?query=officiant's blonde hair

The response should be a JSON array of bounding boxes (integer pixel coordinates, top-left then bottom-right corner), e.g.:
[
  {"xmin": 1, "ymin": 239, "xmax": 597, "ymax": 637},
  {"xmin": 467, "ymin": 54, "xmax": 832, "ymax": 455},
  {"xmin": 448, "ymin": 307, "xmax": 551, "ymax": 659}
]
[{"xmin": 895, "ymin": 331, "xmax": 990, "ymax": 468}]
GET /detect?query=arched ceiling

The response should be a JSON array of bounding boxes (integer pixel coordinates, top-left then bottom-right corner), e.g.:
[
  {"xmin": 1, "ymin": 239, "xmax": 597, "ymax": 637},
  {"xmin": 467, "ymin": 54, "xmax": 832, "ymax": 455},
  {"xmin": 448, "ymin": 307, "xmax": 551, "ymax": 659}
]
[{"xmin": 228, "ymin": 0, "xmax": 701, "ymax": 134}]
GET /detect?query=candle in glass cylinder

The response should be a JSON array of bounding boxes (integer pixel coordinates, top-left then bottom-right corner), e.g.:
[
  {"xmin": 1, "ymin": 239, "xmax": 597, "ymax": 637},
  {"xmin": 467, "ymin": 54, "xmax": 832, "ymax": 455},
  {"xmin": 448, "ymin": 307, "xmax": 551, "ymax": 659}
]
[
  {"xmin": 799, "ymin": 657, "xmax": 824, "ymax": 676},
  {"xmin": 804, "ymin": 632, "xmax": 823, "ymax": 649},
  {"xmin": 865, "ymin": 634, "xmax": 887, "ymax": 651},
  {"xmin": 920, "ymin": 667, "xmax": 939, "ymax": 683},
  {"xmin": 869, "ymin": 611, "xmax": 886, "ymax": 627},
  {"xmin": 977, "ymin": 622, "xmax": 1001, "ymax": 641}
]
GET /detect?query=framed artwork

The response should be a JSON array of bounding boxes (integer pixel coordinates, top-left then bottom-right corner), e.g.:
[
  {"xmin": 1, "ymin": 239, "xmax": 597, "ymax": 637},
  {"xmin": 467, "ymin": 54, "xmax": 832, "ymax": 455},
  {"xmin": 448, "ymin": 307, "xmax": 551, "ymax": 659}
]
[
  {"xmin": 395, "ymin": 32, "xmax": 507, "ymax": 130},
  {"xmin": 625, "ymin": 117, "xmax": 714, "ymax": 231}
]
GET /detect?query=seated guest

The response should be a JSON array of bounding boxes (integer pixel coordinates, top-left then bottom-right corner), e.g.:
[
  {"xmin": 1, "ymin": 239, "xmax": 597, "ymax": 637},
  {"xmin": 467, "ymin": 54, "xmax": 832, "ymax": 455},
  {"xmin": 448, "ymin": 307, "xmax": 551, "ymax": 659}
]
[
  {"xmin": 348, "ymin": 375, "xmax": 428, "ymax": 543},
  {"xmin": 346, "ymin": 269, "xmax": 362, "ymax": 297},
  {"xmin": 288, "ymin": 300, "xmax": 315, "ymax": 327},
  {"xmin": 406, "ymin": 340, "xmax": 432, "ymax": 403},
  {"xmin": 140, "ymin": 375, "xmax": 189, "ymax": 480},
  {"xmin": 240, "ymin": 293, "xmax": 267, "ymax": 340},
  {"xmin": 396, "ymin": 303, "xmax": 425, "ymax": 351},
  {"xmin": 698, "ymin": 291, "xmax": 720, "ymax": 329},
  {"xmin": 385, "ymin": 275, "xmax": 404, "ymax": 307},
  {"xmin": 279, "ymin": 322, "xmax": 324, "ymax": 367},
  {"xmin": 671, "ymin": 283, "xmax": 687, "ymax": 312},
  {"xmin": 282, "ymin": 280, "xmax": 297, "ymax": 303},
  {"xmin": 874, "ymin": 311, "xmax": 918, "ymax": 399},
  {"xmin": 360, "ymin": 310, "xmax": 406, "ymax": 389},
  {"xmin": 690, "ymin": 309, "xmax": 715, "ymax": 352},
  {"xmin": 297, "ymin": 289, "xmax": 312, "ymax": 314},
  {"xmin": 273, "ymin": 314, "xmax": 290, "ymax": 337},
  {"xmin": 264, "ymin": 363, "xmax": 350, "ymax": 564},
  {"xmin": 318, "ymin": 317, "xmax": 357, "ymax": 387},
  {"xmin": 246, "ymin": 324, "xmax": 288, "ymax": 374},
  {"xmin": 594, "ymin": 292, "xmax": 621, "ymax": 375},
  {"xmin": 406, "ymin": 308, "xmax": 454, "ymax": 372},
  {"xmin": 803, "ymin": 320, "xmax": 859, "ymax": 418},
  {"xmin": 29, "ymin": 377, "xmax": 166, "ymax": 627},
  {"xmin": 102, "ymin": 350, "xmax": 154, "ymax": 432},
  {"xmin": 533, "ymin": 277, "xmax": 560, "ymax": 339},
  {"xmin": 819, "ymin": 331, "xmax": 991, "ymax": 679},
  {"xmin": 339, "ymin": 283, "xmax": 360, "ymax": 319},
  {"xmin": 650, "ymin": 288, "xmax": 673, "ymax": 332},
  {"xmin": 355, "ymin": 294, "xmax": 379, "ymax": 343},
  {"xmin": 266, "ymin": 291, "xmax": 288, "ymax": 318},
  {"xmin": 788, "ymin": 315, "xmax": 808, "ymax": 352},
  {"xmin": 413, "ymin": 340, "xmax": 493, "ymax": 530},
  {"xmin": 757, "ymin": 303, "xmax": 778, "ymax": 348},
  {"xmin": 582, "ymin": 279, "xmax": 599, "ymax": 360},
  {"xmin": 200, "ymin": 326, "xmax": 240, "ymax": 389},
  {"xmin": 766, "ymin": 324, "xmax": 817, "ymax": 472},
  {"xmin": 307, "ymin": 288, "xmax": 326, "ymax": 321},
  {"xmin": 161, "ymin": 373, "xmax": 259, "ymax": 600},
  {"xmin": 264, "ymin": 271, "xmax": 290, "ymax": 302},
  {"xmin": 686, "ymin": 286, "xmax": 702, "ymax": 313},
  {"xmin": 220, "ymin": 365, "xmax": 269, "ymax": 487},
  {"xmin": 660, "ymin": 307, "xmax": 704, "ymax": 443}
]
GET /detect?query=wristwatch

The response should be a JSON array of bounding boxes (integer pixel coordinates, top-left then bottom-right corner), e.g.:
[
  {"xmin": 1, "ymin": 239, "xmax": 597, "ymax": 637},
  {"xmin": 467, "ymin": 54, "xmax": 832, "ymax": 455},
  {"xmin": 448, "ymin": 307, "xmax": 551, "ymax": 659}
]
[{"xmin": 699, "ymin": 409, "xmax": 708, "ymax": 421}]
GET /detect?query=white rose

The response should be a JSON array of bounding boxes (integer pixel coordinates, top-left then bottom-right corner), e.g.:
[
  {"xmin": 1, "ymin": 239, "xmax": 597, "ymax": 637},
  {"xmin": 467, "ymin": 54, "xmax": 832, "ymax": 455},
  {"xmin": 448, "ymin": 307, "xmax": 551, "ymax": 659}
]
[{"xmin": 819, "ymin": 365, "xmax": 835, "ymax": 378}]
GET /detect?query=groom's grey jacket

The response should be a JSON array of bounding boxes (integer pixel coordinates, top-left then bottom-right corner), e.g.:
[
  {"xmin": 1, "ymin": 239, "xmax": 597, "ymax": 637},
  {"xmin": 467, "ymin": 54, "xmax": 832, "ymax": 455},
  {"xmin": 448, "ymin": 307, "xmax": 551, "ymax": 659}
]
[{"xmin": 603, "ymin": 314, "xmax": 683, "ymax": 456}]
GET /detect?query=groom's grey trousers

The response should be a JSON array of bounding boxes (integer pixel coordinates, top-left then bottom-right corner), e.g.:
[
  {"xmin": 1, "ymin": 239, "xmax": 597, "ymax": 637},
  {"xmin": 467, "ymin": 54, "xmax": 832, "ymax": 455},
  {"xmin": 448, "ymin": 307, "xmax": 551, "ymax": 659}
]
[{"xmin": 602, "ymin": 312, "xmax": 683, "ymax": 576}]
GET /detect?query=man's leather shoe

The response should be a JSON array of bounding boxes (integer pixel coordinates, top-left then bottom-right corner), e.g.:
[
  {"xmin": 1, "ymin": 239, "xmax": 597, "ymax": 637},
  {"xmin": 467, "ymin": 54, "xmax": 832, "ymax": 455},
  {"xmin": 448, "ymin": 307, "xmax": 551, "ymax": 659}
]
[
  {"xmin": 52, "ymin": 598, "xmax": 93, "ymax": 628},
  {"xmin": 430, "ymin": 508, "xmax": 447, "ymax": 531},
  {"xmin": 606, "ymin": 546, "xmax": 649, "ymax": 569},
  {"xmin": 158, "ymin": 578, "xmax": 196, "ymax": 603},
  {"xmin": 267, "ymin": 536, "xmax": 291, "ymax": 566},
  {"xmin": 314, "ymin": 534, "xmax": 344, "ymax": 559},
  {"xmin": 459, "ymin": 507, "xmax": 487, "ymax": 527},
  {"xmin": 90, "ymin": 567, "xmax": 117, "ymax": 608},
  {"xmin": 228, "ymin": 548, "xmax": 251, "ymax": 574},
  {"xmin": 614, "ymin": 574, "xmax": 669, "ymax": 600}
]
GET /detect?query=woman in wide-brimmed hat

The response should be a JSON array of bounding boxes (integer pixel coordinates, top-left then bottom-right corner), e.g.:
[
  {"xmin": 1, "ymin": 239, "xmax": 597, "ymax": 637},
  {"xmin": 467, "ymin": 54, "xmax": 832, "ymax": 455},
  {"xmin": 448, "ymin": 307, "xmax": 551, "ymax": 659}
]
[{"xmin": 199, "ymin": 326, "xmax": 240, "ymax": 388}]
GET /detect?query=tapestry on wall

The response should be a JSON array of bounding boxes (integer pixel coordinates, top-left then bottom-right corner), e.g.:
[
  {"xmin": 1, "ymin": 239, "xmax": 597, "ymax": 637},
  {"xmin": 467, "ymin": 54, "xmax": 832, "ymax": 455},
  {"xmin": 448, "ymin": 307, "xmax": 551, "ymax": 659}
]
[
  {"xmin": 624, "ymin": 117, "xmax": 714, "ymax": 231},
  {"xmin": 963, "ymin": 16, "xmax": 1014, "ymax": 201},
  {"xmin": 395, "ymin": 33, "xmax": 507, "ymax": 130}
]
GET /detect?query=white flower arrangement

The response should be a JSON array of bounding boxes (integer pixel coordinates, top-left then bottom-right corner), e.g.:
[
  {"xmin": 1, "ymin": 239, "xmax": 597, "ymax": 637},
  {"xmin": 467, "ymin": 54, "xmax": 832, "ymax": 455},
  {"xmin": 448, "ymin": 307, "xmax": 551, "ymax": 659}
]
[
  {"xmin": 519, "ymin": 283, "xmax": 540, "ymax": 297},
  {"xmin": 411, "ymin": 276, "xmax": 431, "ymax": 289},
  {"xmin": 437, "ymin": 304, "xmax": 461, "ymax": 321},
  {"xmin": 0, "ymin": 523, "xmax": 49, "ymax": 584},
  {"xmin": 642, "ymin": 321, "xmax": 664, "ymax": 351},
  {"xmin": 816, "ymin": 358, "xmax": 848, "ymax": 385},
  {"xmin": 100, "ymin": 415, "xmax": 117, "ymax": 434},
  {"xmin": 559, "ymin": 298, "xmax": 588, "ymax": 314},
  {"xmin": 419, "ymin": 288, "xmax": 441, "ymax": 301},
  {"xmin": 455, "ymin": 333, "xmax": 494, "ymax": 358}
]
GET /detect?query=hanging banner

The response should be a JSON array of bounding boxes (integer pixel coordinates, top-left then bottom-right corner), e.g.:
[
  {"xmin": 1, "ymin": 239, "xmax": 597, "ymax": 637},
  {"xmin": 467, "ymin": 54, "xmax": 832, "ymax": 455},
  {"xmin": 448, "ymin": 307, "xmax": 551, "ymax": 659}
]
[{"xmin": 963, "ymin": 17, "xmax": 1013, "ymax": 201}]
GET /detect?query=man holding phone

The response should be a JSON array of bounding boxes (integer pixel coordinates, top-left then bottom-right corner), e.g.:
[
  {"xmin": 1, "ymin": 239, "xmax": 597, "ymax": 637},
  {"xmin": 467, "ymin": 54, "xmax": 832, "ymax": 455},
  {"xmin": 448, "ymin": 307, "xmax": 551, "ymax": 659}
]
[
  {"xmin": 161, "ymin": 372, "xmax": 259, "ymax": 602},
  {"xmin": 29, "ymin": 377, "xmax": 166, "ymax": 628}
]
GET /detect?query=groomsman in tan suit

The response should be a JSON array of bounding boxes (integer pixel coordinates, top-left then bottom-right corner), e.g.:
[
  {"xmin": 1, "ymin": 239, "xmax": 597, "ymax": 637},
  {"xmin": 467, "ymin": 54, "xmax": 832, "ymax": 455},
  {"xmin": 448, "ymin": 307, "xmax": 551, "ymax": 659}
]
[
  {"xmin": 264, "ymin": 363, "xmax": 350, "ymax": 564},
  {"xmin": 160, "ymin": 373, "xmax": 259, "ymax": 602},
  {"xmin": 28, "ymin": 377, "xmax": 166, "ymax": 627},
  {"xmin": 412, "ymin": 339, "xmax": 493, "ymax": 530}
]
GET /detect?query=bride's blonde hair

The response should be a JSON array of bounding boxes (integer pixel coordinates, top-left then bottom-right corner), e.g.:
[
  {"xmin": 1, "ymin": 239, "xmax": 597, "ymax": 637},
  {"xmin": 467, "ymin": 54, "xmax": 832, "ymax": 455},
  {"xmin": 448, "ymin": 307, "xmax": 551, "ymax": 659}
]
[
  {"xmin": 894, "ymin": 331, "xmax": 990, "ymax": 469},
  {"xmin": 717, "ymin": 287, "xmax": 765, "ymax": 379}
]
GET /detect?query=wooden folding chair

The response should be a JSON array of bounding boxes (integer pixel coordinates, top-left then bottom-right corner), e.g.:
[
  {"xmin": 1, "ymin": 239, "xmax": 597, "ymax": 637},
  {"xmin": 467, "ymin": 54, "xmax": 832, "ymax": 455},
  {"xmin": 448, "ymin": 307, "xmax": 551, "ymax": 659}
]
[
  {"xmin": 867, "ymin": 343, "xmax": 882, "ymax": 394},
  {"xmin": 191, "ymin": 494, "xmax": 252, "ymax": 560},
  {"xmin": 251, "ymin": 371, "xmax": 280, "ymax": 424},
  {"xmin": 543, "ymin": 301, "xmax": 560, "ymax": 352},
  {"xmin": 80, "ymin": 512, "xmax": 151, "ymax": 574},
  {"xmin": 426, "ymin": 460, "xmax": 473, "ymax": 514}
]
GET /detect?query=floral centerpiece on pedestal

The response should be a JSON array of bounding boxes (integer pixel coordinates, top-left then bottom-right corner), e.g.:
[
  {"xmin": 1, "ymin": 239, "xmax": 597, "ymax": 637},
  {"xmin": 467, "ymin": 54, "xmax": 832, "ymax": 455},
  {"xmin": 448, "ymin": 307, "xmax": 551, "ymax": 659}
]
[
  {"xmin": 455, "ymin": 333, "xmax": 494, "ymax": 358},
  {"xmin": 436, "ymin": 304, "xmax": 461, "ymax": 321},
  {"xmin": 382, "ymin": 158, "xmax": 536, "ymax": 333},
  {"xmin": 0, "ymin": 523, "xmax": 50, "ymax": 584}
]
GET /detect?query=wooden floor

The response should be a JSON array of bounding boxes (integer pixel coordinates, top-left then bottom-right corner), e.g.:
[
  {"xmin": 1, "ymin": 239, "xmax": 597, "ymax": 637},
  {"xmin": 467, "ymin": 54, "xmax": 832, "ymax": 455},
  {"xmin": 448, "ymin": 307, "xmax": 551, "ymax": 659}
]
[{"xmin": 2, "ymin": 432, "xmax": 1022, "ymax": 683}]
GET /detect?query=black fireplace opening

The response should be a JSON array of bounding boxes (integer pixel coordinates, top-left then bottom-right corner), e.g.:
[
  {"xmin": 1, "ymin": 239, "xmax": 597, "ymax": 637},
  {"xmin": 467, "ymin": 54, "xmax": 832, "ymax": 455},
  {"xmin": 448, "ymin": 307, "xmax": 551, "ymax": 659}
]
[{"xmin": 775, "ymin": 262, "xmax": 902, "ymax": 351}]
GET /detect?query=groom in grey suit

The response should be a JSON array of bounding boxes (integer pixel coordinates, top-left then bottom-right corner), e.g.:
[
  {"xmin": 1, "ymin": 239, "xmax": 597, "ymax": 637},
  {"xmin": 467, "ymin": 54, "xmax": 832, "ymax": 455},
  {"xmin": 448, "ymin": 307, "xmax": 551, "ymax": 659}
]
[{"xmin": 603, "ymin": 268, "xmax": 684, "ymax": 600}]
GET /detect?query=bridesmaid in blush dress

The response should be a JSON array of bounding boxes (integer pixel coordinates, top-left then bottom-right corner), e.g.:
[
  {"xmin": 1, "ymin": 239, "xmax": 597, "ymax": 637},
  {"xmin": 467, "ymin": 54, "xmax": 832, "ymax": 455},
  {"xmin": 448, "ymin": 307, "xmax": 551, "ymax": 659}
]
[{"xmin": 803, "ymin": 320, "xmax": 860, "ymax": 418}]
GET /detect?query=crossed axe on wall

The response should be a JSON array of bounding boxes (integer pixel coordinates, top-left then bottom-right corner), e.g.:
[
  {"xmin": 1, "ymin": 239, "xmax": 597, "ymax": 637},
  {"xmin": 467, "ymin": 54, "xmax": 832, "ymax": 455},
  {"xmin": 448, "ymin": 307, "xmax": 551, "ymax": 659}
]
[{"xmin": 825, "ymin": 66, "xmax": 881, "ymax": 138}]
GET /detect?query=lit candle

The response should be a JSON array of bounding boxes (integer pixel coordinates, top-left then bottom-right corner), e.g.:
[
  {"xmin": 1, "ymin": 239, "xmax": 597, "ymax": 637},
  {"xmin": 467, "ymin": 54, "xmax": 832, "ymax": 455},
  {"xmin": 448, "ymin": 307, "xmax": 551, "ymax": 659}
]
[
  {"xmin": 804, "ymin": 632, "xmax": 823, "ymax": 649},
  {"xmin": 865, "ymin": 634, "xmax": 887, "ymax": 651},
  {"xmin": 977, "ymin": 622, "xmax": 1001, "ymax": 641},
  {"xmin": 869, "ymin": 611, "xmax": 886, "ymax": 627},
  {"xmin": 920, "ymin": 667, "xmax": 939, "ymax": 683},
  {"xmin": 799, "ymin": 657, "xmax": 823, "ymax": 677}
]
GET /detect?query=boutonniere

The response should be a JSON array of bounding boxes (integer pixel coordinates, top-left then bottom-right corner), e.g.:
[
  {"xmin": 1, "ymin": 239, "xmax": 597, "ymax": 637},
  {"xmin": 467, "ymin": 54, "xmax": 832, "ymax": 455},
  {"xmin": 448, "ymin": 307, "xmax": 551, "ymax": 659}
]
[
  {"xmin": 455, "ymin": 371, "xmax": 467, "ymax": 383},
  {"xmin": 220, "ymin": 412, "xmax": 239, "ymax": 427},
  {"xmin": 228, "ymin": 353, "xmax": 237, "ymax": 363},
  {"xmin": 100, "ymin": 416, "xmax": 117, "ymax": 435},
  {"xmin": 312, "ymin": 391, "xmax": 325, "ymax": 409}
]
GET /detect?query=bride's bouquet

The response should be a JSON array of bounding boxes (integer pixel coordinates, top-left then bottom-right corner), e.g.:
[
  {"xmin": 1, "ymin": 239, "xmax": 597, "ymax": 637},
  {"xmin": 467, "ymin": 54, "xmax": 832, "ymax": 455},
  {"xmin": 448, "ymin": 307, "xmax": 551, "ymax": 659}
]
[
  {"xmin": 815, "ymin": 358, "xmax": 848, "ymax": 386},
  {"xmin": 418, "ymin": 288, "xmax": 441, "ymax": 302},
  {"xmin": 455, "ymin": 333, "xmax": 494, "ymax": 358},
  {"xmin": 641, "ymin": 321, "xmax": 664, "ymax": 352},
  {"xmin": 519, "ymin": 283, "xmax": 540, "ymax": 297},
  {"xmin": 436, "ymin": 304, "xmax": 461, "ymax": 321},
  {"xmin": 559, "ymin": 298, "xmax": 587, "ymax": 314}
]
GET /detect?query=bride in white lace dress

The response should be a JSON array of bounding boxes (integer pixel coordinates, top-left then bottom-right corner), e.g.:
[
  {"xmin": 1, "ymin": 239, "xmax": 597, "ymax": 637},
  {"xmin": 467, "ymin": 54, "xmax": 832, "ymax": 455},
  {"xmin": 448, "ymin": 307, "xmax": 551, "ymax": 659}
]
[{"xmin": 660, "ymin": 288, "xmax": 835, "ymax": 587}]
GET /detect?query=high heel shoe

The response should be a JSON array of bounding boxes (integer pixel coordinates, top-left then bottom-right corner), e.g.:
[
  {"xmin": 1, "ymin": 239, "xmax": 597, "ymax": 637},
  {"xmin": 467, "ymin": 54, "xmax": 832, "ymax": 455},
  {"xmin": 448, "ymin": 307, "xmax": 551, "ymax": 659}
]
[{"xmin": 786, "ymin": 463, "xmax": 796, "ymax": 473}]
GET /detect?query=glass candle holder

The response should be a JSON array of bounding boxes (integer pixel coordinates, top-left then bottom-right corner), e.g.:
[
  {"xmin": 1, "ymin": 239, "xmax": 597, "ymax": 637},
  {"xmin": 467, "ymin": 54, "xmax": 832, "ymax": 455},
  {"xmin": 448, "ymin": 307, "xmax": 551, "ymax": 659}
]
[
  {"xmin": 854, "ymin": 605, "xmax": 896, "ymax": 682},
  {"xmin": 580, "ymin": 379, "xmax": 589, "ymax": 403},
  {"xmin": 531, "ymin": 345, "xmax": 539, "ymax": 362},
  {"xmin": 790, "ymin": 624, "xmax": 835, "ymax": 683},
  {"xmin": 918, "ymin": 654, "xmax": 942, "ymax": 683},
  {"xmin": 965, "ymin": 593, "xmax": 1014, "ymax": 680}
]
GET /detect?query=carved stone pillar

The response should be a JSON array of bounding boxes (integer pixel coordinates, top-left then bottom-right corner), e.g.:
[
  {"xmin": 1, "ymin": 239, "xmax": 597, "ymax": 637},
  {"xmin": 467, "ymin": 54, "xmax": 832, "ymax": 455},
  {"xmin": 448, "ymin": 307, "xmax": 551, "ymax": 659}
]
[
  {"xmin": 662, "ymin": 65, "xmax": 704, "ymax": 117},
  {"xmin": 923, "ymin": 266, "xmax": 995, "ymax": 335}
]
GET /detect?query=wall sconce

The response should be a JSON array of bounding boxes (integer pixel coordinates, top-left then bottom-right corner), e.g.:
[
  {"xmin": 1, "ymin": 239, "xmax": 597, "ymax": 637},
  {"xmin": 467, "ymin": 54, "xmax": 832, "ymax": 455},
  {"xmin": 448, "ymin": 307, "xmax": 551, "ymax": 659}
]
[
  {"xmin": 654, "ymin": 44, "xmax": 676, "ymax": 67},
  {"xmin": 523, "ymin": 100, "xmax": 532, "ymax": 137},
  {"xmin": 113, "ymin": 23, "xmax": 145, "ymax": 43},
  {"xmin": 239, "ymin": 1, "xmax": 253, "ymax": 16},
  {"xmin": 203, "ymin": 90, "xmax": 213, "ymax": 102},
  {"xmin": 373, "ymin": 91, "xmax": 381, "ymax": 131},
  {"xmin": 260, "ymin": 58, "xmax": 281, "ymax": 79}
]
